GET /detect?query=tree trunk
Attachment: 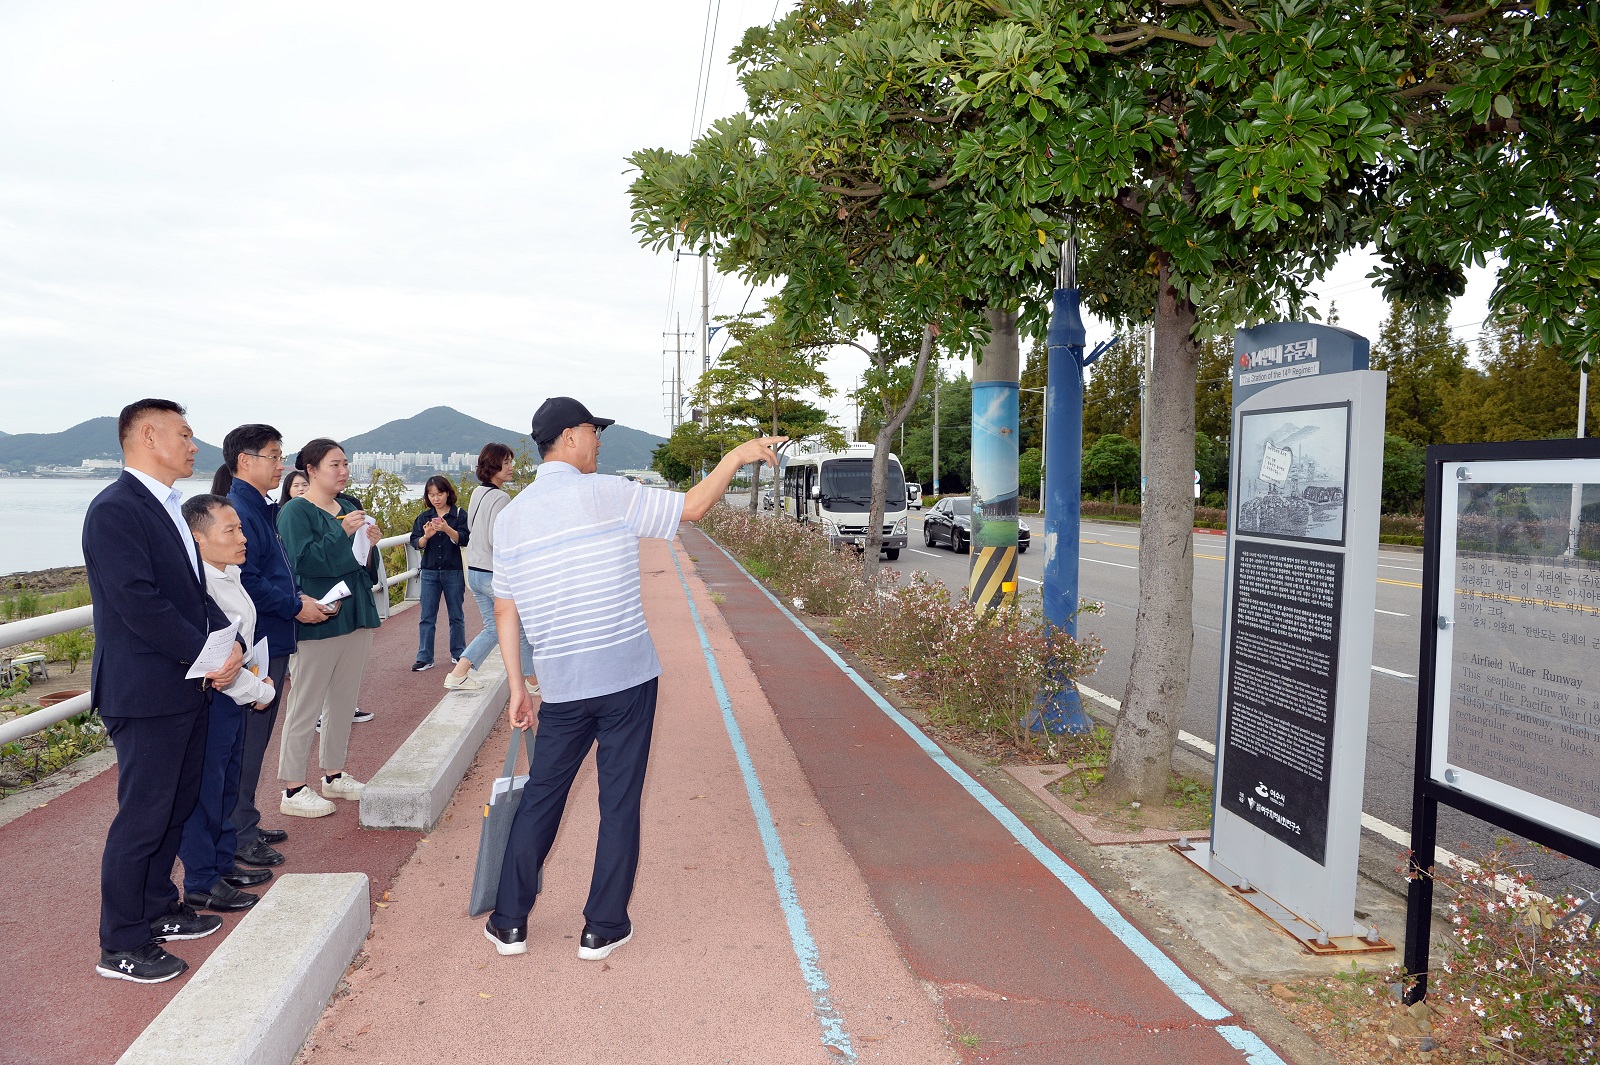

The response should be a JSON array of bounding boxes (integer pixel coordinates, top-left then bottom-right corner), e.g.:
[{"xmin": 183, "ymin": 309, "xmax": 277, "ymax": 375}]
[
  {"xmin": 749, "ymin": 462, "xmax": 761, "ymax": 512},
  {"xmin": 861, "ymin": 325, "xmax": 937, "ymax": 579},
  {"xmin": 1102, "ymin": 256, "xmax": 1199, "ymax": 804}
]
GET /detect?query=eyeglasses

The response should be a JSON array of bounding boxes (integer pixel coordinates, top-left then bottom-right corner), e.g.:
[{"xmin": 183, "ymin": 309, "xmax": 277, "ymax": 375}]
[
  {"xmin": 574, "ymin": 424, "xmax": 603, "ymax": 437},
  {"xmin": 243, "ymin": 450, "xmax": 285, "ymax": 462}
]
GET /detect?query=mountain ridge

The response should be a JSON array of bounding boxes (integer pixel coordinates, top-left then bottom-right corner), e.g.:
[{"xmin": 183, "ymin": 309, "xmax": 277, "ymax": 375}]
[{"xmin": 1, "ymin": 407, "xmax": 665, "ymax": 477}]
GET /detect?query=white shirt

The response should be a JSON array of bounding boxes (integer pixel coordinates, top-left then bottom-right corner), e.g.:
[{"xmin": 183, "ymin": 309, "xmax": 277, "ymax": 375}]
[
  {"xmin": 492, "ymin": 461, "xmax": 684, "ymax": 702},
  {"xmin": 126, "ymin": 466, "xmax": 200, "ymax": 579},
  {"xmin": 202, "ymin": 561, "xmax": 275, "ymax": 707}
]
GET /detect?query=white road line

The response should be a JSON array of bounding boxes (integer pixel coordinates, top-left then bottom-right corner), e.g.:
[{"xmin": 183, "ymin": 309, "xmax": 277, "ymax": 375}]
[
  {"xmin": 1018, "ymin": 576, "xmax": 1041, "ymax": 585},
  {"xmin": 1083, "ymin": 556, "xmax": 1138, "ymax": 570},
  {"xmin": 1372, "ymin": 665, "xmax": 1417, "ymax": 679},
  {"xmin": 1378, "ymin": 563, "xmax": 1424, "ymax": 573},
  {"xmin": 909, "ymin": 549, "xmax": 943, "ymax": 559},
  {"xmin": 1375, "ymin": 608, "xmax": 1410, "ymax": 617}
]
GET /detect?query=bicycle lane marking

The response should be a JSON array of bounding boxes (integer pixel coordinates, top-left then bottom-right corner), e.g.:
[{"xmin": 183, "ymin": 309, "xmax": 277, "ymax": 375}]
[
  {"xmin": 668, "ymin": 547, "xmax": 856, "ymax": 1063},
  {"xmin": 700, "ymin": 536, "xmax": 1291, "ymax": 1063}
]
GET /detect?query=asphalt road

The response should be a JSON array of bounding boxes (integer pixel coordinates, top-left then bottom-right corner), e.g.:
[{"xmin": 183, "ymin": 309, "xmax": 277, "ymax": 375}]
[{"xmin": 888, "ymin": 507, "xmax": 1598, "ymax": 897}]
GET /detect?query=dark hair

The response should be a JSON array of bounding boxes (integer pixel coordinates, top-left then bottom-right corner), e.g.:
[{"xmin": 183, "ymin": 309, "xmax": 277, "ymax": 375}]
[
  {"xmin": 279, "ymin": 468, "xmax": 309, "ymax": 500},
  {"xmin": 295, "ymin": 438, "xmax": 344, "ymax": 472},
  {"xmin": 477, "ymin": 443, "xmax": 514, "ymax": 486},
  {"xmin": 117, "ymin": 398, "xmax": 185, "ymax": 447},
  {"xmin": 424, "ymin": 475, "xmax": 458, "ymax": 508},
  {"xmin": 214, "ymin": 424, "xmax": 283, "ymax": 495},
  {"xmin": 181, "ymin": 493, "xmax": 235, "ymax": 534}
]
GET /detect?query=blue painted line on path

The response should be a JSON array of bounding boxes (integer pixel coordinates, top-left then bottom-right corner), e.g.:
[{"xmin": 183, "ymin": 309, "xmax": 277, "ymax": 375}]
[
  {"xmin": 699, "ymin": 533, "xmax": 1291, "ymax": 1062},
  {"xmin": 668, "ymin": 547, "xmax": 856, "ymax": 1063}
]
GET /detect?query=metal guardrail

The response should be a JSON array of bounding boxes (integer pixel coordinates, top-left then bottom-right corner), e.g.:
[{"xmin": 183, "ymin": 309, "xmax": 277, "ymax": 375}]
[{"xmin": 0, "ymin": 534, "xmax": 420, "ymax": 747}]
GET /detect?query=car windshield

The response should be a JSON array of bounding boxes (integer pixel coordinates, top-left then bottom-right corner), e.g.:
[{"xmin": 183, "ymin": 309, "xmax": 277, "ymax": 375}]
[
  {"xmin": 951, "ymin": 497, "xmax": 972, "ymax": 516},
  {"xmin": 819, "ymin": 458, "xmax": 905, "ymax": 506}
]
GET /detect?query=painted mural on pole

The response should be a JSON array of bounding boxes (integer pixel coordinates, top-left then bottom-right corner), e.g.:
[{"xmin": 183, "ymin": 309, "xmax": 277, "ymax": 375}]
[{"xmin": 1235, "ymin": 403, "xmax": 1351, "ymax": 545}]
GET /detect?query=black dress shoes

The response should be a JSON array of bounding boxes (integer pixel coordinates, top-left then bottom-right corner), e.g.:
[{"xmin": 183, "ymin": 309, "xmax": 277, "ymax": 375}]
[
  {"xmin": 257, "ymin": 827, "xmax": 289, "ymax": 845},
  {"xmin": 220, "ymin": 867, "xmax": 273, "ymax": 888},
  {"xmin": 235, "ymin": 839, "xmax": 286, "ymax": 867},
  {"xmin": 184, "ymin": 882, "xmax": 259, "ymax": 912}
]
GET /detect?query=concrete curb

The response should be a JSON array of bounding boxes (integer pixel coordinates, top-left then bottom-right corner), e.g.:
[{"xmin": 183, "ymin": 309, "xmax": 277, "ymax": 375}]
[
  {"xmin": 357, "ymin": 658, "xmax": 509, "ymax": 831},
  {"xmin": 116, "ymin": 872, "xmax": 370, "ymax": 1065}
]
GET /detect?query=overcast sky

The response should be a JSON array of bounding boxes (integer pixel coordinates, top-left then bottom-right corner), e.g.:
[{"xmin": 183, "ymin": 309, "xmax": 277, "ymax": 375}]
[{"xmin": 1, "ymin": 0, "xmax": 1496, "ymax": 450}]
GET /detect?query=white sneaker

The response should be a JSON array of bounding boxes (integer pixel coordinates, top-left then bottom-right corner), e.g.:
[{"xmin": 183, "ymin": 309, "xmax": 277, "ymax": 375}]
[
  {"xmin": 444, "ymin": 673, "xmax": 484, "ymax": 691},
  {"xmin": 321, "ymin": 773, "xmax": 365, "ymax": 800},
  {"xmin": 281, "ymin": 788, "xmax": 336, "ymax": 818}
]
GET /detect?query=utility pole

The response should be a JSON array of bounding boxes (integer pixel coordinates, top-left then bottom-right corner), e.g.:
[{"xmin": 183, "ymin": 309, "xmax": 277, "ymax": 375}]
[
  {"xmin": 931, "ymin": 361, "xmax": 940, "ymax": 495},
  {"xmin": 662, "ymin": 316, "xmax": 695, "ymax": 427},
  {"xmin": 701, "ymin": 250, "xmax": 711, "ymax": 374}
]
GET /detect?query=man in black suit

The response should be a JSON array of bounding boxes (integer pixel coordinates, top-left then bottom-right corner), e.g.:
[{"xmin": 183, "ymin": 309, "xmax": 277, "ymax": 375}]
[{"xmin": 84, "ymin": 398, "xmax": 244, "ymax": 983}]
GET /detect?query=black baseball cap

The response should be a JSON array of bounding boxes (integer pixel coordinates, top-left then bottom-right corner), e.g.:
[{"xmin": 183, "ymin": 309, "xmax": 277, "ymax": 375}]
[{"xmin": 531, "ymin": 397, "xmax": 615, "ymax": 445}]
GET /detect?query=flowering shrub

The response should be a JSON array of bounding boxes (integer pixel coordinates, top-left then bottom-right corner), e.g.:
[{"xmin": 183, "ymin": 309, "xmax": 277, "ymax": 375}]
[
  {"xmin": 695, "ymin": 503, "xmax": 1104, "ymax": 754},
  {"xmin": 1428, "ymin": 846, "xmax": 1600, "ymax": 1063}
]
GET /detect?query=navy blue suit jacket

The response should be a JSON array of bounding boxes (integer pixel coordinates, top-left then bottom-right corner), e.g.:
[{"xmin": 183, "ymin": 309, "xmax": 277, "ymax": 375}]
[{"xmin": 84, "ymin": 471, "xmax": 229, "ymax": 719}]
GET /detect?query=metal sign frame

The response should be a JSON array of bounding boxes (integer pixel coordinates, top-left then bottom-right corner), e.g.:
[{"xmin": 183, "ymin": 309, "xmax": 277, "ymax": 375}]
[{"xmin": 1404, "ymin": 438, "xmax": 1600, "ymax": 1001}]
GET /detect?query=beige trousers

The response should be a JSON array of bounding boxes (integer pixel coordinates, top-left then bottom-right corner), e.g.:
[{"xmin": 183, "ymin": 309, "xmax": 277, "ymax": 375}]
[{"xmin": 277, "ymin": 628, "xmax": 374, "ymax": 783}]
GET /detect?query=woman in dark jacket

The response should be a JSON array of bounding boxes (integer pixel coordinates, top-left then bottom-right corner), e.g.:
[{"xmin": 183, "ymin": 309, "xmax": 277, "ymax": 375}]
[{"xmin": 408, "ymin": 474, "xmax": 470, "ymax": 672}]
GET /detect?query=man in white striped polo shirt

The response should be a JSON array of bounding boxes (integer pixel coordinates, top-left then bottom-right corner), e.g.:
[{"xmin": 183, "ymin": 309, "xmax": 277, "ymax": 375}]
[{"xmin": 484, "ymin": 396, "xmax": 784, "ymax": 961}]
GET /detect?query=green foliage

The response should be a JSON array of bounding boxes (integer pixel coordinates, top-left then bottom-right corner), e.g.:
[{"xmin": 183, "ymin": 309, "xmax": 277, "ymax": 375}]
[
  {"xmin": 1427, "ymin": 845, "xmax": 1600, "ymax": 1063},
  {"xmin": 1083, "ymin": 339, "xmax": 1143, "ymax": 446},
  {"xmin": 695, "ymin": 503, "xmax": 1105, "ymax": 758},
  {"xmin": 1444, "ymin": 324, "xmax": 1599, "ymax": 443},
  {"xmin": 0, "ymin": 583, "xmax": 91, "ymax": 622},
  {"xmin": 0, "ymin": 709, "xmax": 109, "ymax": 795},
  {"xmin": 1082, "ymin": 433, "xmax": 1140, "ymax": 496},
  {"xmin": 1194, "ymin": 335, "xmax": 1234, "ymax": 442},
  {"xmin": 1371, "ymin": 302, "xmax": 1468, "ymax": 445},
  {"xmin": 894, "ymin": 369, "xmax": 971, "ymax": 492},
  {"xmin": 1194, "ymin": 433, "xmax": 1229, "ymax": 501},
  {"xmin": 1382, "ymin": 434, "xmax": 1427, "ymax": 514},
  {"xmin": 1018, "ymin": 447, "xmax": 1043, "ymax": 501},
  {"xmin": 42, "ymin": 629, "xmax": 94, "ymax": 672},
  {"xmin": 358, "ymin": 470, "xmax": 423, "ymax": 606}
]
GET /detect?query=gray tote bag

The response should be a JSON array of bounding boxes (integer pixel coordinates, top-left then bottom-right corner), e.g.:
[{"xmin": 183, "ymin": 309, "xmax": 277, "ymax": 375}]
[{"xmin": 468, "ymin": 727, "xmax": 541, "ymax": 916}]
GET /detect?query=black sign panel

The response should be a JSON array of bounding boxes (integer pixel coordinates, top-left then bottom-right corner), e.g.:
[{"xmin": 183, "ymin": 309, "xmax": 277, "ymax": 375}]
[{"xmin": 1220, "ymin": 541, "xmax": 1344, "ymax": 864}]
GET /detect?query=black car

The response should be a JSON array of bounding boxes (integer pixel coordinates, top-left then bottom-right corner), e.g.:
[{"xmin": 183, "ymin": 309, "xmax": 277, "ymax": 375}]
[{"xmin": 922, "ymin": 496, "xmax": 1031, "ymax": 553}]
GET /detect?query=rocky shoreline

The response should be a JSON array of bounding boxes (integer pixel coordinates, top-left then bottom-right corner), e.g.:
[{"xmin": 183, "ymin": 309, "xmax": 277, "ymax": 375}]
[{"xmin": 1, "ymin": 566, "xmax": 88, "ymax": 596}]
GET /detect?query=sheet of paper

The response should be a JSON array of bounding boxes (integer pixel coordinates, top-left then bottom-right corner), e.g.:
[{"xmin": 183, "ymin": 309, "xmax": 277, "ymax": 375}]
[
  {"xmin": 318, "ymin": 581, "xmax": 351, "ymax": 606},
  {"xmin": 184, "ymin": 621, "xmax": 241, "ymax": 680},
  {"xmin": 490, "ymin": 774, "xmax": 529, "ymax": 804},
  {"xmin": 251, "ymin": 635, "xmax": 269, "ymax": 670},
  {"xmin": 351, "ymin": 516, "xmax": 378, "ymax": 566}
]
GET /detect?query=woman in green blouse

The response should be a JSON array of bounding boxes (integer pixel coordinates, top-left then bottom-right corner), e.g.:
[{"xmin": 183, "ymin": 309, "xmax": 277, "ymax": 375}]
[{"xmin": 275, "ymin": 438, "xmax": 383, "ymax": 819}]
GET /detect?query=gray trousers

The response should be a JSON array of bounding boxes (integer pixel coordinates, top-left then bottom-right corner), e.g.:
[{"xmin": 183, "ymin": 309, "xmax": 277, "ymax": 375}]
[
  {"xmin": 277, "ymin": 629, "xmax": 373, "ymax": 783},
  {"xmin": 230, "ymin": 654, "xmax": 289, "ymax": 849}
]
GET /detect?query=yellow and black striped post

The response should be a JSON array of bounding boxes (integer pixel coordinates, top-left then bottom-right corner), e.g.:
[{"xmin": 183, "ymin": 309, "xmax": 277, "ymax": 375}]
[{"xmin": 969, "ymin": 544, "xmax": 1018, "ymax": 615}]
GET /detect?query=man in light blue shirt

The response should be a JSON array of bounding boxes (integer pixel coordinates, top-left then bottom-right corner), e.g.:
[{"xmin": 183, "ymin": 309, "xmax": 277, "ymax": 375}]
[{"xmin": 484, "ymin": 396, "xmax": 782, "ymax": 962}]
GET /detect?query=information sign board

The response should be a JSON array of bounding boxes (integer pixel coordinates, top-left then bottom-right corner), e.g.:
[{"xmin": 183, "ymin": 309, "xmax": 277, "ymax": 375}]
[
  {"xmin": 1211, "ymin": 371, "xmax": 1387, "ymax": 941},
  {"xmin": 1233, "ymin": 322, "xmax": 1371, "ymax": 412}
]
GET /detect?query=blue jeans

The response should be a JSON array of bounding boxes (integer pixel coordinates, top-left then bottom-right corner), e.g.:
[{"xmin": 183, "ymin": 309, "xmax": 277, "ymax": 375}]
[
  {"xmin": 178, "ymin": 691, "xmax": 245, "ymax": 893},
  {"xmin": 417, "ymin": 568, "xmax": 466, "ymax": 665},
  {"xmin": 461, "ymin": 568, "xmax": 535, "ymax": 675}
]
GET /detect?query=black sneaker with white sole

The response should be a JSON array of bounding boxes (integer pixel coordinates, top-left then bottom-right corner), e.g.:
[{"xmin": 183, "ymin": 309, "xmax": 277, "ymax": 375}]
[
  {"xmin": 484, "ymin": 919, "xmax": 527, "ymax": 956},
  {"xmin": 149, "ymin": 905, "xmax": 223, "ymax": 943},
  {"xmin": 352, "ymin": 708, "xmax": 374, "ymax": 723},
  {"xmin": 97, "ymin": 941, "xmax": 188, "ymax": 983},
  {"xmin": 578, "ymin": 926, "xmax": 632, "ymax": 961},
  {"xmin": 411, "ymin": 661, "xmax": 433, "ymax": 672}
]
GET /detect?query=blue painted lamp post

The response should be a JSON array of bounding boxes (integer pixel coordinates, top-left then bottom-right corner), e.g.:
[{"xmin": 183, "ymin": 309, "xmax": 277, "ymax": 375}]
[{"xmin": 1029, "ymin": 237, "xmax": 1116, "ymax": 734}]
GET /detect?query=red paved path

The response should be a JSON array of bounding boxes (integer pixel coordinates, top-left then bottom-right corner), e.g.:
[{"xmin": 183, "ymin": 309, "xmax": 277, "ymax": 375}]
[
  {"xmin": 681, "ymin": 527, "xmax": 1265, "ymax": 1064},
  {"xmin": 0, "ymin": 599, "xmax": 448, "ymax": 1065},
  {"xmin": 3, "ymin": 532, "xmax": 1282, "ymax": 1065}
]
